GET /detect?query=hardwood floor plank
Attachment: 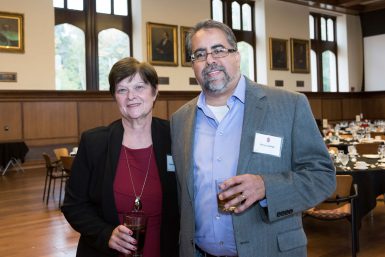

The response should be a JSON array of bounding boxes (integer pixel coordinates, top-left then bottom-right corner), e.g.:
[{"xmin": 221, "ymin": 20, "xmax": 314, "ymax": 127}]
[
  {"xmin": 0, "ymin": 169, "xmax": 79, "ymax": 257},
  {"xmin": 1, "ymin": 167, "xmax": 384, "ymax": 257}
]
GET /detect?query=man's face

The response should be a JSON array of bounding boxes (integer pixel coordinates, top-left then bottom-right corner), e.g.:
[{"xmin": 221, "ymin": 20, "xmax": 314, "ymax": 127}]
[{"xmin": 191, "ymin": 28, "xmax": 240, "ymax": 95}]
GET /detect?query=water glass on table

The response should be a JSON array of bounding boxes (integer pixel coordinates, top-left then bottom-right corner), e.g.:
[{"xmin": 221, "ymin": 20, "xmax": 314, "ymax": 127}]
[
  {"xmin": 339, "ymin": 153, "xmax": 349, "ymax": 169},
  {"xmin": 378, "ymin": 144, "xmax": 385, "ymax": 159},
  {"xmin": 348, "ymin": 145, "xmax": 357, "ymax": 156},
  {"xmin": 123, "ymin": 211, "xmax": 148, "ymax": 257},
  {"xmin": 336, "ymin": 150, "xmax": 344, "ymax": 163}
]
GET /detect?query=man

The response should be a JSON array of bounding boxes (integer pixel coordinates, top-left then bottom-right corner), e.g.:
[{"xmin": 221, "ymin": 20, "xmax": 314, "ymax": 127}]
[{"xmin": 170, "ymin": 19, "xmax": 336, "ymax": 257}]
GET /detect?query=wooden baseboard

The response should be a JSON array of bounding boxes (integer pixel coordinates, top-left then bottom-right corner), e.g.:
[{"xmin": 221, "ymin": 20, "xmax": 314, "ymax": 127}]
[{"xmin": 21, "ymin": 160, "xmax": 45, "ymax": 170}]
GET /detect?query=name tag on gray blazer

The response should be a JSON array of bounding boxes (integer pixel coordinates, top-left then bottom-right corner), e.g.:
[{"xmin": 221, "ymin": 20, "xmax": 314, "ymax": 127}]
[{"xmin": 253, "ymin": 132, "xmax": 283, "ymax": 157}]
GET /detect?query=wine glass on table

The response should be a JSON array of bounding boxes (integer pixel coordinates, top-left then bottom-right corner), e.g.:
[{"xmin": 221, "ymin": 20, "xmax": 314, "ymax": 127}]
[
  {"xmin": 348, "ymin": 145, "xmax": 357, "ymax": 156},
  {"xmin": 339, "ymin": 153, "xmax": 349, "ymax": 170},
  {"xmin": 378, "ymin": 144, "xmax": 385, "ymax": 160}
]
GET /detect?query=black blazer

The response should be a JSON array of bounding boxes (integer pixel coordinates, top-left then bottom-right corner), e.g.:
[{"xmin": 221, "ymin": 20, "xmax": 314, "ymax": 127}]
[{"xmin": 62, "ymin": 118, "xmax": 179, "ymax": 257}]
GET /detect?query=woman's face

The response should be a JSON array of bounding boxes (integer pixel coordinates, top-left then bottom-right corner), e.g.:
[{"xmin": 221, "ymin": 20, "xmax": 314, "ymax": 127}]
[{"xmin": 114, "ymin": 73, "xmax": 157, "ymax": 122}]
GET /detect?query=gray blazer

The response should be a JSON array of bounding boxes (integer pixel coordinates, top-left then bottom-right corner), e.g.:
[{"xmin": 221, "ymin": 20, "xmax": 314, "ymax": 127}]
[{"xmin": 170, "ymin": 78, "xmax": 336, "ymax": 257}]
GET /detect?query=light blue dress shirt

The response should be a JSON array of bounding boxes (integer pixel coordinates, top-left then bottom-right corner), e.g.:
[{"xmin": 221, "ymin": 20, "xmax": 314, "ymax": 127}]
[{"xmin": 194, "ymin": 76, "xmax": 246, "ymax": 256}]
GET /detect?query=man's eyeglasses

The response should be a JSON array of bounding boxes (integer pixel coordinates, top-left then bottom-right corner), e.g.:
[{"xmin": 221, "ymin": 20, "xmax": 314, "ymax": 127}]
[{"xmin": 190, "ymin": 47, "xmax": 237, "ymax": 62}]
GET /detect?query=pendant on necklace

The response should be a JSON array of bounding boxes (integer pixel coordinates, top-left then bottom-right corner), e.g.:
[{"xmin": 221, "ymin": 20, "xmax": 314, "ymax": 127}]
[{"xmin": 134, "ymin": 197, "xmax": 142, "ymax": 211}]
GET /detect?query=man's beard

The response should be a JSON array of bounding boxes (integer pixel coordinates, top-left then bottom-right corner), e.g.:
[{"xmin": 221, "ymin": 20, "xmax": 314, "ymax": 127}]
[{"xmin": 201, "ymin": 63, "xmax": 231, "ymax": 94}]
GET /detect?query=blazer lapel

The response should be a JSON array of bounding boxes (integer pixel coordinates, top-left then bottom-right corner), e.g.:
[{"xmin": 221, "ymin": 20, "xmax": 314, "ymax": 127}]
[
  {"xmin": 151, "ymin": 118, "xmax": 169, "ymax": 183},
  {"xmin": 103, "ymin": 120, "xmax": 124, "ymax": 224},
  {"xmin": 237, "ymin": 80, "xmax": 268, "ymax": 174},
  {"xmin": 108, "ymin": 121, "xmax": 124, "ymax": 175},
  {"xmin": 182, "ymin": 99, "xmax": 198, "ymax": 202}
]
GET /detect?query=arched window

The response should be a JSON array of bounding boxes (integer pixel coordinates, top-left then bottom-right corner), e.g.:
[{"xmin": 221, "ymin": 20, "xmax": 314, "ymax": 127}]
[
  {"xmin": 55, "ymin": 24, "xmax": 86, "ymax": 90},
  {"xmin": 54, "ymin": 0, "xmax": 132, "ymax": 90},
  {"xmin": 320, "ymin": 17, "xmax": 327, "ymax": 41},
  {"xmin": 309, "ymin": 13, "xmax": 338, "ymax": 92},
  {"xmin": 67, "ymin": 0, "xmax": 83, "ymax": 10},
  {"xmin": 211, "ymin": 0, "xmax": 256, "ymax": 81},
  {"xmin": 327, "ymin": 18, "xmax": 334, "ymax": 42},
  {"xmin": 231, "ymin": 2, "xmax": 241, "ymax": 30},
  {"xmin": 212, "ymin": 0, "xmax": 223, "ymax": 22},
  {"xmin": 322, "ymin": 50, "xmax": 337, "ymax": 92},
  {"xmin": 242, "ymin": 4, "xmax": 252, "ymax": 31},
  {"xmin": 238, "ymin": 42, "xmax": 254, "ymax": 80},
  {"xmin": 309, "ymin": 15, "xmax": 315, "ymax": 40},
  {"xmin": 310, "ymin": 50, "xmax": 317, "ymax": 92},
  {"xmin": 98, "ymin": 29, "xmax": 130, "ymax": 91}
]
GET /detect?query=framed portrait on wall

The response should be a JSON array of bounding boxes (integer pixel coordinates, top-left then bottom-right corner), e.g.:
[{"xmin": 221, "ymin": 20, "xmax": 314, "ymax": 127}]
[
  {"xmin": 290, "ymin": 38, "xmax": 310, "ymax": 73},
  {"xmin": 0, "ymin": 11, "xmax": 24, "ymax": 53},
  {"xmin": 269, "ymin": 38, "xmax": 288, "ymax": 70},
  {"xmin": 180, "ymin": 26, "xmax": 192, "ymax": 67},
  {"xmin": 147, "ymin": 22, "xmax": 178, "ymax": 66}
]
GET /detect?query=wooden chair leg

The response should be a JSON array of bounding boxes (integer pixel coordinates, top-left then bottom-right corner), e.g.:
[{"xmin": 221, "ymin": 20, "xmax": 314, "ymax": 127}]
[
  {"xmin": 52, "ymin": 180, "xmax": 56, "ymax": 197},
  {"xmin": 58, "ymin": 178, "xmax": 64, "ymax": 208},
  {"xmin": 42, "ymin": 175, "xmax": 49, "ymax": 201},
  {"xmin": 351, "ymin": 200, "xmax": 359, "ymax": 257},
  {"xmin": 46, "ymin": 177, "xmax": 53, "ymax": 205}
]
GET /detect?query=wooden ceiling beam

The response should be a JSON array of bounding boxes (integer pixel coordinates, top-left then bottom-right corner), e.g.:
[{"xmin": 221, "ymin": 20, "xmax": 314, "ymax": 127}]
[{"xmin": 278, "ymin": 0, "xmax": 385, "ymax": 14}]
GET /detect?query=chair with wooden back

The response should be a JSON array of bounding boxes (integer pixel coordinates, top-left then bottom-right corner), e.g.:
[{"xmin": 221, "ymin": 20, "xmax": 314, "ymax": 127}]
[
  {"xmin": 60, "ymin": 156, "xmax": 73, "ymax": 175},
  {"xmin": 304, "ymin": 175, "xmax": 359, "ymax": 257},
  {"xmin": 328, "ymin": 146, "xmax": 339, "ymax": 155},
  {"xmin": 42, "ymin": 153, "xmax": 70, "ymax": 207},
  {"xmin": 53, "ymin": 147, "xmax": 69, "ymax": 161},
  {"xmin": 59, "ymin": 156, "xmax": 74, "ymax": 207},
  {"xmin": 355, "ymin": 142, "xmax": 381, "ymax": 155},
  {"xmin": 370, "ymin": 132, "xmax": 385, "ymax": 140}
]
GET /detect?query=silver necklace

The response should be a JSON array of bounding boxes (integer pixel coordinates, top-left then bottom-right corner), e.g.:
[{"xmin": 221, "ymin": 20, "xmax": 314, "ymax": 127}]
[{"xmin": 124, "ymin": 145, "xmax": 152, "ymax": 211}]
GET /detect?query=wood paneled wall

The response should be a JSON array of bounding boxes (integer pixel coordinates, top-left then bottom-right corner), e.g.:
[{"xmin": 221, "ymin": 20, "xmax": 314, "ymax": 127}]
[
  {"xmin": 1, "ymin": 90, "xmax": 385, "ymax": 148},
  {"xmin": 0, "ymin": 91, "xmax": 198, "ymax": 147},
  {"xmin": 306, "ymin": 91, "xmax": 385, "ymax": 121}
]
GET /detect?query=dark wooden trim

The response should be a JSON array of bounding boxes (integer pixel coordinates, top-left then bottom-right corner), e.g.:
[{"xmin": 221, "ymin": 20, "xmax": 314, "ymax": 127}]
[
  {"xmin": 361, "ymin": 9, "xmax": 385, "ymax": 37},
  {"xmin": 1, "ymin": 90, "xmax": 385, "ymax": 99},
  {"xmin": 0, "ymin": 90, "xmax": 200, "ymax": 102}
]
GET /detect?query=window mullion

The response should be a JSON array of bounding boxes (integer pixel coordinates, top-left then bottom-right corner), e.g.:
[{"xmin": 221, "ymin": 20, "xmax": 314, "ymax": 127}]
[{"xmin": 84, "ymin": 0, "xmax": 98, "ymax": 90}]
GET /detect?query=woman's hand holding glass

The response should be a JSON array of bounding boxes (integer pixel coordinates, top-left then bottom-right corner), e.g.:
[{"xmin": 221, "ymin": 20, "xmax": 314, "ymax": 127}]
[{"xmin": 108, "ymin": 224, "xmax": 138, "ymax": 256}]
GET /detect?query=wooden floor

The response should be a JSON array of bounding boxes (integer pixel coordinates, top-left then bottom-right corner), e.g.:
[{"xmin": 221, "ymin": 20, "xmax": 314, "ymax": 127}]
[
  {"xmin": 0, "ymin": 167, "xmax": 79, "ymax": 257},
  {"xmin": 1, "ymin": 167, "xmax": 385, "ymax": 257}
]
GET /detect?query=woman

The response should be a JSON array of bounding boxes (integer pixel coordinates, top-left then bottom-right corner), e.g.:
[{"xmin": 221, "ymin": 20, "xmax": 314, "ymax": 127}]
[{"xmin": 62, "ymin": 57, "xmax": 179, "ymax": 257}]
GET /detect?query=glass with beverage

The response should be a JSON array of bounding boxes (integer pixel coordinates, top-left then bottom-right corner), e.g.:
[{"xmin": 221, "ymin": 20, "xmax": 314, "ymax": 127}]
[
  {"xmin": 339, "ymin": 153, "xmax": 349, "ymax": 169},
  {"xmin": 123, "ymin": 211, "xmax": 147, "ymax": 257},
  {"xmin": 215, "ymin": 178, "xmax": 241, "ymax": 213}
]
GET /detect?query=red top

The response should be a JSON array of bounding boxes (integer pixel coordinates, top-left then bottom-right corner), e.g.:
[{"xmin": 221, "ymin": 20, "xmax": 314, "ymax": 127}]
[{"xmin": 114, "ymin": 145, "xmax": 162, "ymax": 257}]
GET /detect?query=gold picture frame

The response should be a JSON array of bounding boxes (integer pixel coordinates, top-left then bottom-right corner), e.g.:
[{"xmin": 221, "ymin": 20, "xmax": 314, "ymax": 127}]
[
  {"xmin": 180, "ymin": 26, "xmax": 192, "ymax": 67},
  {"xmin": 269, "ymin": 38, "xmax": 288, "ymax": 70},
  {"xmin": 0, "ymin": 11, "xmax": 24, "ymax": 53},
  {"xmin": 290, "ymin": 38, "xmax": 310, "ymax": 73},
  {"xmin": 147, "ymin": 22, "xmax": 178, "ymax": 66}
]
